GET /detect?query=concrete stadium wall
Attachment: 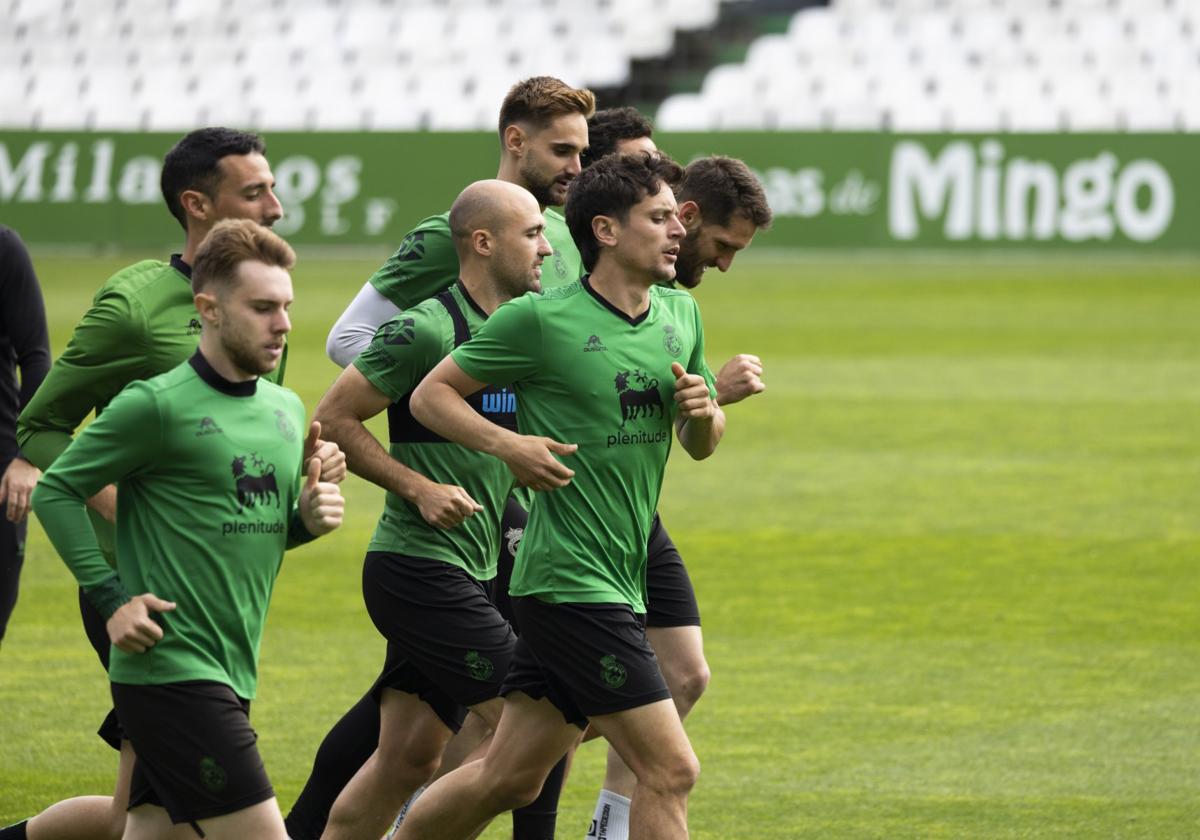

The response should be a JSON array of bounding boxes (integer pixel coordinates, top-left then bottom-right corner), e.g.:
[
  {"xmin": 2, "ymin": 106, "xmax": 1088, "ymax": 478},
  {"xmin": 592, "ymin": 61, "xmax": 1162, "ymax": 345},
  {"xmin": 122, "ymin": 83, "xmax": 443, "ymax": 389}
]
[{"xmin": 0, "ymin": 132, "xmax": 1194, "ymax": 252}]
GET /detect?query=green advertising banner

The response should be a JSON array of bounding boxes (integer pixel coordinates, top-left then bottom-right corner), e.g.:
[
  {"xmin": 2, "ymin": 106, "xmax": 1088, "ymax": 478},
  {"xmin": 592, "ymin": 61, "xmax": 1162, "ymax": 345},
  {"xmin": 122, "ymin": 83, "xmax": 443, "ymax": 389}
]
[{"xmin": 1, "ymin": 131, "xmax": 1195, "ymax": 251}]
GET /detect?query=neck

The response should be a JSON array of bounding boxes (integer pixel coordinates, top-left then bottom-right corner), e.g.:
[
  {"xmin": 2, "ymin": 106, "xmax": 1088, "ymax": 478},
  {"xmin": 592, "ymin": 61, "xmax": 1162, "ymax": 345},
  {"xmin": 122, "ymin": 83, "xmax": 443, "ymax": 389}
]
[
  {"xmin": 181, "ymin": 226, "xmax": 209, "ymax": 265},
  {"xmin": 495, "ymin": 159, "xmax": 546, "ymax": 211},
  {"xmin": 198, "ymin": 334, "xmax": 257, "ymax": 382},
  {"xmin": 588, "ymin": 263, "xmax": 652, "ymax": 319},
  {"xmin": 459, "ymin": 272, "xmax": 509, "ymax": 316}
]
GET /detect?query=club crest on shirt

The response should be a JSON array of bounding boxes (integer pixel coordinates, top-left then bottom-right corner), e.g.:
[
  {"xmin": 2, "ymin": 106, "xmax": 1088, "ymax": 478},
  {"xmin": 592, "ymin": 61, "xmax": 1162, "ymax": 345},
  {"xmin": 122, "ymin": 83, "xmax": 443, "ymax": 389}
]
[
  {"xmin": 274, "ymin": 409, "xmax": 297, "ymax": 442},
  {"xmin": 662, "ymin": 324, "xmax": 682, "ymax": 358}
]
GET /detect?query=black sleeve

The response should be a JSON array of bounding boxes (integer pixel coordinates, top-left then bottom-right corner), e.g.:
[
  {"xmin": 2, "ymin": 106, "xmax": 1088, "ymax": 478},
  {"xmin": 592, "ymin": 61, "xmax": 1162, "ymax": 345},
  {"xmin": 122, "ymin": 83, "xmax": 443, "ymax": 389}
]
[{"xmin": 0, "ymin": 227, "xmax": 51, "ymax": 407}]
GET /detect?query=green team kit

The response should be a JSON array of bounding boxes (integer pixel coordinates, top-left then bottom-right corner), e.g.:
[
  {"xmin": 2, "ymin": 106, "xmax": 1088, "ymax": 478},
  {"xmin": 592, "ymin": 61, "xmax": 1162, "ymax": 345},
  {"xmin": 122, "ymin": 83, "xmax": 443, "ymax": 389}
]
[
  {"xmin": 452, "ymin": 280, "xmax": 716, "ymax": 611},
  {"xmin": 34, "ymin": 354, "xmax": 311, "ymax": 699},
  {"xmin": 367, "ymin": 207, "xmax": 583, "ymax": 309},
  {"xmin": 17, "ymin": 256, "xmax": 287, "ymax": 562},
  {"xmin": 353, "ymin": 282, "xmax": 519, "ymax": 580}
]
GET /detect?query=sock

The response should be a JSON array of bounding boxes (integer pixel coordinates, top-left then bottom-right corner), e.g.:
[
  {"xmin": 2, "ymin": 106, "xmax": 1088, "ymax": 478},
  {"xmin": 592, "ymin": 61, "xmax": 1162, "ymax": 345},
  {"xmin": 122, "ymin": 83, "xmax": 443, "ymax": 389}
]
[
  {"xmin": 586, "ymin": 790, "xmax": 630, "ymax": 840},
  {"xmin": 384, "ymin": 784, "xmax": 425, "ymax": 838},
  {"xmin": 283, "ymin": 691, "xmax": 380, "ymax": 840},
  {"xmin": 512, "ymin": 752, "xmax": 568, "ymax": 840},
  {"xmin": 0, "ymin": 820, "xmax": 29, "ymax": 839}
]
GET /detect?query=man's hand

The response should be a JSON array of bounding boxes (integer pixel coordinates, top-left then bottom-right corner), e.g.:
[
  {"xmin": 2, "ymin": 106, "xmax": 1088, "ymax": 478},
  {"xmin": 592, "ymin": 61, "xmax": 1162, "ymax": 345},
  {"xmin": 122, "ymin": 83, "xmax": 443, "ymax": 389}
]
[
  {"xmin": 0, "ymin": 457, "xmax": 40, "ymax": 523},
  {"xmin": 500, "ymin": 436, "xmax": 577, "ymax": 492},
  {"xmin": 300, "ymin": 456, "xmax": 345, "ymax": 537},
  {"xmin": 672, "ymin": 363, "xmax": 717, "ymax": 420},
  {"xmin": 107, "ymin": 593, "xmax": 176, "ymax": 653},
  {"xmin": 715, "ymin": 353, "xmax": 765, "ymax": 406},
  {"xmin": 415, "ymin": 480, "xmax": 484, "ymax": 529},
  {"xmin": 304, "ymin": 420, "xmax": 347, "ymax": 484}
]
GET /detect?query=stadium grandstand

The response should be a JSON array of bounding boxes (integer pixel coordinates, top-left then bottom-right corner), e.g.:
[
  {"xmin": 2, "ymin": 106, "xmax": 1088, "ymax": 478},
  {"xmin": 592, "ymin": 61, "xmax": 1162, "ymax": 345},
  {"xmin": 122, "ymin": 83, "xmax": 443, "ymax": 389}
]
[{"xmin": 2, "ymin": 0, "xmax": 1194, "ymax": 132}]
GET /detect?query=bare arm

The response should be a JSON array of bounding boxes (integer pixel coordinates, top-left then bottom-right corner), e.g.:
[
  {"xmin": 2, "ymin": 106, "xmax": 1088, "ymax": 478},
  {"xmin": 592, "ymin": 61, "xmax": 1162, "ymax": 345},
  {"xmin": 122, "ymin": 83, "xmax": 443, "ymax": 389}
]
[
  {"xmin": 314, "ymin": 365, "xmax": 482, "ymax": 527},
  {"xmin": 671, "ymin": 362, "xmax": 725, "ymax": 460},
  {"xmin": 410, "ymin": 356, "xmax": 577, "ymax": 491}
]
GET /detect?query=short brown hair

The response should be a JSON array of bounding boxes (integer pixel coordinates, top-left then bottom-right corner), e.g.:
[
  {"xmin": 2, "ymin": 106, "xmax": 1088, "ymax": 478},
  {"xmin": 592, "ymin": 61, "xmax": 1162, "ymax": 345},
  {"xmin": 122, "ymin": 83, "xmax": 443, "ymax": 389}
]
[
  {"xmin": 565, "ymin": 151, "xmax": 685, "ymax": 272},
  {"xmin": 192, "ymin": 219, "xmax": 296, "ymax": 295},
  {"xmin": 677, "ymin": 156, "xmax": 773, "ymax": 230},
  {"xmin": 497, "ymin": 76, "xmax": 596, "ymax": 141}
]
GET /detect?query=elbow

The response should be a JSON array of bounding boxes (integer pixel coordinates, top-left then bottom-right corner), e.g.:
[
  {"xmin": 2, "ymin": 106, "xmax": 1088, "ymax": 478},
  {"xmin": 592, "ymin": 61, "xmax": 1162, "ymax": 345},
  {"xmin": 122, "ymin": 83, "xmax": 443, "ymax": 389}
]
[{"xmin": 409, "ymin": 380, "xmax": 433, "ymax": 428}]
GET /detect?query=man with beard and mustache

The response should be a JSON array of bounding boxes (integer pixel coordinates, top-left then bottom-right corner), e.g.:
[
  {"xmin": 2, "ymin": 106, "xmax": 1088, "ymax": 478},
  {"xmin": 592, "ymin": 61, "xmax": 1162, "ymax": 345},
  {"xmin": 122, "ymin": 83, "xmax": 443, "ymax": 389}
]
[
  {"xmin": 581, "ymin": 153, "xmax": 773, "ymax": 840},
  {"xmin": 325, "ymin": 75, "xmax": 595, "ymax": 367},
  {"xmin": 31, "ymin": 219, "xmax": 344, "ymax": 840},
  {"xmin": 4, "ymin": 128, "xmax": 346, "ymax": 840},
  {"xmin": 286, "ymin": 77, "xmax": 594, "ymax": 840}
]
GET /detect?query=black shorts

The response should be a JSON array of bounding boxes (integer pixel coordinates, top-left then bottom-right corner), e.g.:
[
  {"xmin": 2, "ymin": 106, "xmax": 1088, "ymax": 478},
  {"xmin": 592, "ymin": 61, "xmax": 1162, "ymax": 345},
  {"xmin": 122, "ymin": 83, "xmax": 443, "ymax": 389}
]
[
  {"xmin": 489, "ymin": 496, "xmax": 529, "ymax": 630},
  {"xmin": 502, "ymin": 596, "xmax": 671, "ymax": 729},
  {"xmin": 111, "ymin": 681, "xmax": 274, "ymax": 828},
  {"xmin": 645, "ymin": 514, "xmax": 701, "ymax": 628},
  {"xmin": 78, "ymin": 588, "xmax": 125, "ymax": 749},
  {"xmin": 363, "ymin": 551, "xmax": 517, "ymax": 732}
]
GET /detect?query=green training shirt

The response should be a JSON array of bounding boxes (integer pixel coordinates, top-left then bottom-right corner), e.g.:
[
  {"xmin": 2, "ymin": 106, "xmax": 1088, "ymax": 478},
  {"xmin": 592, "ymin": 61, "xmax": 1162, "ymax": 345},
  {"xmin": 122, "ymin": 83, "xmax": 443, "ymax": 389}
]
[
  {"xmin": 17, "ymin": 256, "xmax": 286, "ymax": 562},
  {"xmin": 33, "ymin": 353, "xmax": 310, "ymax": 700},
  {"xmin": 368, "ymin": 207, "xmax": 584, "ymax": 309},
  {"xmin": 353, "ymin": 283, "xmax": 518, "ymax": 579},
  {"xmin": 451, "ymin": 278, "xmax": 716, "ymax": 611}
]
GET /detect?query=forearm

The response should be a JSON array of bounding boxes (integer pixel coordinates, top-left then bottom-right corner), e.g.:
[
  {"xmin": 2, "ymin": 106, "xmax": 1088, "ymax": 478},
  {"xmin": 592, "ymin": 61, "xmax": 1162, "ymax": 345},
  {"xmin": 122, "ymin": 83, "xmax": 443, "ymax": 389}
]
[
  {"xmin": 676, "ymin": 406, "xmax": 726, "ymax": 460},
  {"xmin": 411, "ymin": 379, "xmax": 517, "ymax": 460},
  {"xmin": 319, "ymin": 412, "xmax": 433, "ymax": 503},
  {"xmin": 32, "ymin": 474, "xmax": 127, "ymax": 607}
]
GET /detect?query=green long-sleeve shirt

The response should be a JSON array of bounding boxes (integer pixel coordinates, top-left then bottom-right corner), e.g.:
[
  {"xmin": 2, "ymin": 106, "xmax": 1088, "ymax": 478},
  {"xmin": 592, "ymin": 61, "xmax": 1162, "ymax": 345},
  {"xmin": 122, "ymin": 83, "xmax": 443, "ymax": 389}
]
[
  {"xmin": 17, "ymin": 255, "xmax": 286, "ymax": 561},
  {"xmin": 33, "ymin": 352, "xmax": 311, "ymax": 699}
]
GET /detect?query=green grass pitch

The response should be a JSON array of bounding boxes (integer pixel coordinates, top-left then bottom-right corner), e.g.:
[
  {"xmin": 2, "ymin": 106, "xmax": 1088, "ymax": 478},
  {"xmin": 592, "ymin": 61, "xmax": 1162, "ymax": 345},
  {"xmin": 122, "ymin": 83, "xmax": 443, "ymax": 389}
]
[{"xmin": 2, "ymin": 250, "xmax": 1198, "ymax": 838}]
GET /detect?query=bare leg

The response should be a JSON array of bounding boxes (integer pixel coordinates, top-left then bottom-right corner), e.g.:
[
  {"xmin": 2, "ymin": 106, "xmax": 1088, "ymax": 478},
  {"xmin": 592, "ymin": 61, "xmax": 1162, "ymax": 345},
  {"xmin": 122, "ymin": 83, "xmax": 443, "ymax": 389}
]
[
  {"xmin": 589, "ymin": 699, "xmax": 699, "ymax": 840},
  {"xmin": 602, "ymin": 625, "xmax": 709, "ymax": 799},
  {"xmin": 27, "ymin": 739, "xmax": 135, "ymax": 840},
  {"xmin": 393, "ymin": 693, "xmax": 581, "ymax": 840},
  {"xmin": 122, "ymin": 799, "xmax": 287, "ymax": 840}
]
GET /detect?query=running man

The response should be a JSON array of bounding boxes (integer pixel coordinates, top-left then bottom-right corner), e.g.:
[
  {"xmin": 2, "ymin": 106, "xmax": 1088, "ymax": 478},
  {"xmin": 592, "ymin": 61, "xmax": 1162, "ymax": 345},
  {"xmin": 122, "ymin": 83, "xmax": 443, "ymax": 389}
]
[
  {"xmin": 31, "ymin": 219, "xmax": 344, "ymax": 840},
  {"xmin": 289, "ymin": 75, "xmax": 595, "ymax": 840},
  {"xmin": 311, "ymin": 180, "xmax": 551, "ymax": 840},
  {"xmin": 5, "ymin": 128, "xmax": 344, "ymax": 840},
  {"xmin": 395, "ymin": 151, "xmax": 725, "ymax": 840}
]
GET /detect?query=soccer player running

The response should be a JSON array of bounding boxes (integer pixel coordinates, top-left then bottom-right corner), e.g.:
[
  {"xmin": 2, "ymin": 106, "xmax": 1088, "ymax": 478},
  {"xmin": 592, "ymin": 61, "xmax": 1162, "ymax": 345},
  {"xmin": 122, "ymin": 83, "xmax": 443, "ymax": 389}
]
[
  {"xmin": 0, "ymin": 225, "xmax": 50, "ymax": 648},
  {"xmin": 392, "ymin": 150, "xmax": 725, "ymax": 840},
  {"xmin": 4, "ymin": 128, "xmax": 345, "ymax": 840},
  {"xmin": 585, "ymin": 152, "xmax": 773, "ymax": 840},
  {"xmin": 309, "ymin": 180, "xmax": 551, "ymax": 840},
  {"xmin": 288, "ymin": 75, "xmax": 594, "ymax": 840},
  {"xmin": 31, "ymin": 219, "xmax": 345, "ymax": 840}
]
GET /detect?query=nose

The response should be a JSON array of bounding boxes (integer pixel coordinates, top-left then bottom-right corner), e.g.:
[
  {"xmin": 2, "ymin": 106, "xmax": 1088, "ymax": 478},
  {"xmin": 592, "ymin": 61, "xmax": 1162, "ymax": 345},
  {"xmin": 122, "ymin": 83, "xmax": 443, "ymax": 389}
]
[
  {"xmin": 276, "ymin": 308, "xmax": 292, "ymax": 335},
  {"xmin": 263, "ymin": 189, "xmax": 284, "ymax": 224},
  {"xmin": 565, "ymin": 154, "xmax": 582, "ymax": 177},
  {"xmin": 667, "ymin": 214, "xmax": 686, "ymax": 241},
  {"xmin": 716, "ymin": 253, "xmax": 734, "ymax": 272},
  {"xmin": 537, "ymin": 233, "xmax": 553, "ymax": 256}
]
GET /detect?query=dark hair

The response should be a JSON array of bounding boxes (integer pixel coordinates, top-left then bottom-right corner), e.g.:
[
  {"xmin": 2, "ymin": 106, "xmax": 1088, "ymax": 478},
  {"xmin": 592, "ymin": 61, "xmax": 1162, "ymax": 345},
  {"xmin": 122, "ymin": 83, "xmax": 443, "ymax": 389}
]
[
  {"xmin": 677, "ymin": 156, "xmax": 773, "ymax": 230},
  {"xmin": 497, "ymin": 76, "xmax": 596, "ymax": 141},
  {"xmin": 160, "ymin": 127, "xmax": 267, "ymax": 231},
  {"xmin": 192, "ymin": 218, "xmax": 295, "ymax": 295},
  {"xmin": 565, "ymin": 151, "xmax": 685, "ymax": 272},
  {"xmin": 581, "ymin": 107, "xmax": 654, "ymax": 168}
]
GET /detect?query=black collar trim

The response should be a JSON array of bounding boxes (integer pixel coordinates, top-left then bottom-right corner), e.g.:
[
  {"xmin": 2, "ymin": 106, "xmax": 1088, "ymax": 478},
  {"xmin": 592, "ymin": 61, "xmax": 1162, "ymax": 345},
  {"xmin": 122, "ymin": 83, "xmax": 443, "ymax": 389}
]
[
  {"xmin": 188, "ymin": 350, "xmax": 257, "ymax": 397},
  {"xmin": 581, "ymin": 275, "xmax": 650, "ymax": 326},
  {"xmin": 455, "ymin": 279, "xmax": 489, "ymax": 320},
  {"xmin": 170, "ymin": 254, "xmax": 192, "ymax": 280}
]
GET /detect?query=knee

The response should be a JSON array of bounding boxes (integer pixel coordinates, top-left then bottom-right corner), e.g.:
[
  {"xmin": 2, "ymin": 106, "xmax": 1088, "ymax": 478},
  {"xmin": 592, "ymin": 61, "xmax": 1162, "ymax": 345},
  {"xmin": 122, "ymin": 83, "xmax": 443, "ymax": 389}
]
[
  {"xmin": 641, "ymin": 748, "xmax": 700, "ymax": 798},
  {"xmin": 667, "ymin": 657, "xmax": 711, "ymax": 712},
  {"xmin": 482, "ymin": 767, "xmax": 550, "ymax": 813},
  {"xmin": 375, "ymin": 738, "xmax": 442, "ymax": 789}
]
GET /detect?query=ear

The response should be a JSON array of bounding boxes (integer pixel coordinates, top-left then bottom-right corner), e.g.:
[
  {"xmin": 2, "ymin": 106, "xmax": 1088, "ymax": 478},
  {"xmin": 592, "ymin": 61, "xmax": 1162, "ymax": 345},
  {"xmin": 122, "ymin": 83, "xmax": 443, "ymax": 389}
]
[
  {"xmin": 472, "ymin": 229, "xmax": 493, "ymax": 257},
  {"xmin": 592, "ymin": 215, "xmax": 618, "ymax": 249},
  {"xmin": 677, "ymin": 200, "xmax": 702, "ymax": 231},
  {"xmin": 194, "ymin": 291, "xmax": 220, "ymax": 326},
  {"xmin": 503, "ymin": 123, "xmax": 526, "ymax": 157},
  {"xmin": 179, "ymin": 189, "xmax": 210, "ymax": 225}
]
